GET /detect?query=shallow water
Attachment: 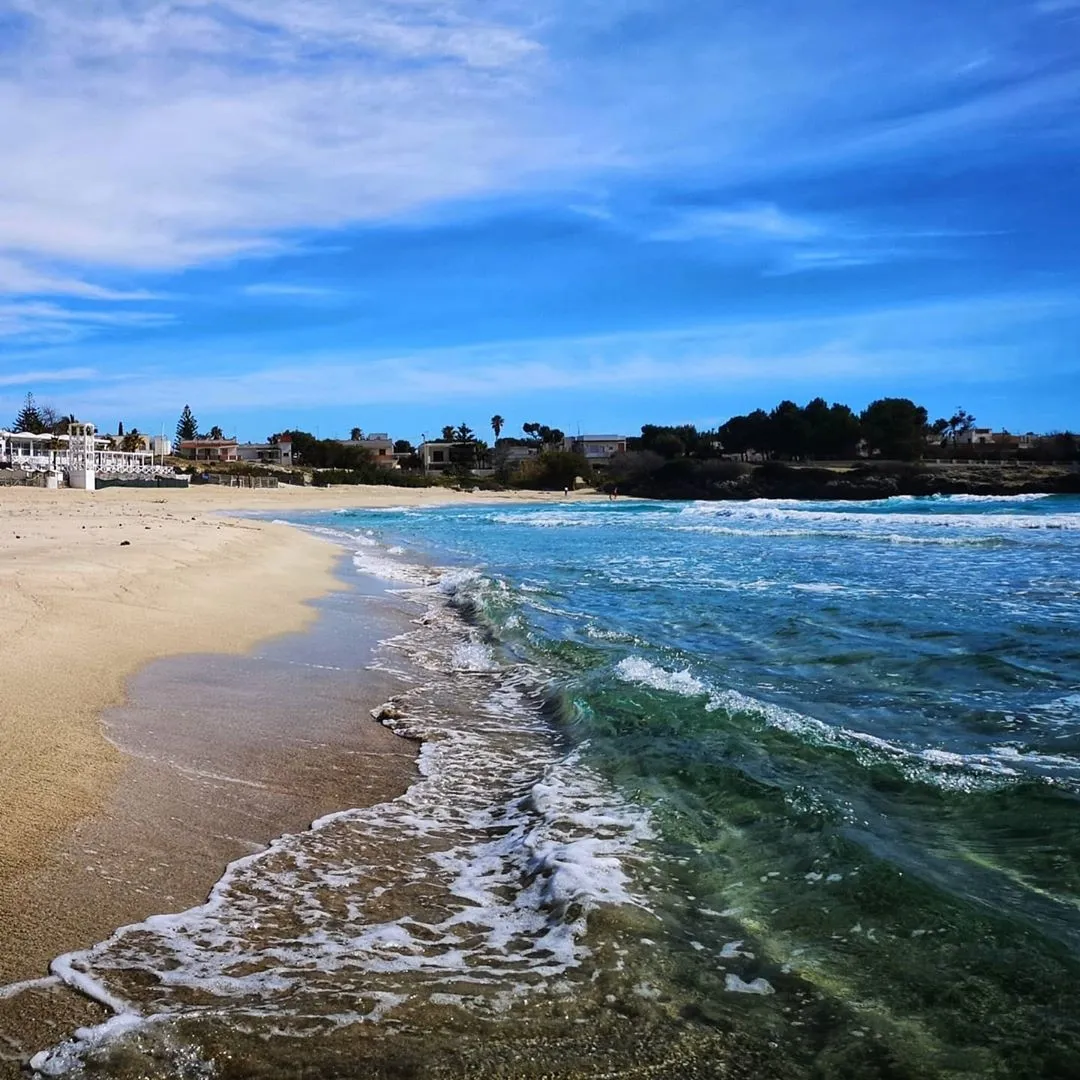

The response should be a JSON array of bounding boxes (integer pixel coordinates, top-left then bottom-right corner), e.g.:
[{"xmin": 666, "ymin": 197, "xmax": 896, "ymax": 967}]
[{"xmin": 26, "ymin": 494, "xmax": 1080, "ymax": 1078}]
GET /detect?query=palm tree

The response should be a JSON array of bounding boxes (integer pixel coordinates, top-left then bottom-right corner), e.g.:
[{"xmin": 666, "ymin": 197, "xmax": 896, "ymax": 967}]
[
  {"xmin": 441, "ymin": 425, "xmax": 456, "ymax": 442},
  {"xmin": 350, "ymin": 427, "xmax": 363, "ymax": 441},
  {"xmin": 121, "ymin": 428, "xmax": 144, "ymax": 453},
  {"xmin": 490, "ymin": 415, "xmax": 504, "ymax": 442},
  {"xmin": 208, "ymin": 425, "xmax": 225, "ymax": 440}
]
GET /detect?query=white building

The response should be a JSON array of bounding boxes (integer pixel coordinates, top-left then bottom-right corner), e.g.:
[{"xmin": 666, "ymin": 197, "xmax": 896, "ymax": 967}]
[
  {"xmin": 336, "ymin": 433, "xmax": 397, "ymax": 467},
  {"xmin": 0, "ymin": 425, "xmax": 172, "ymax": 487},
  {"xmin": 236, "ymin": 435, "xmax": 294, "ymax": 466},
  {"xmin": 564, "ymin": 435, "xmax": 628, "ymax": 462}
]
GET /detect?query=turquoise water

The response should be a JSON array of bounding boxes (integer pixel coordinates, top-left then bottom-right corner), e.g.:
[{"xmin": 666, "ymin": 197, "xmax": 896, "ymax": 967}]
[
  {"xmin": 28, "ymin": 493, "xmax": 1080, "ymax": 1079},
  {"xmin": 320, "ymin": 493, "xmax": 1080, "ymax": 1077}
]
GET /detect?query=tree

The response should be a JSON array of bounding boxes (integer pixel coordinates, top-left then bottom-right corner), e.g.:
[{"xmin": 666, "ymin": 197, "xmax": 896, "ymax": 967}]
[
  {"xmin": 948, "ymin": 407, "xmax": 976, "ymax": 443},
  {"xmin": 769, "ymin": 400, "xmax": 811, "ymax": 460},
  {"xmin": 491, "ymin": 415, "xmax": 505, "ymax": 441},
  {"xmin": 454, "ymin": 423, "xmax": 475, "ymax": 443},
  {"xmin": 118, "ymin": 420, "xmax": 125, "ymax": 437},
  {"xmin": 522, "ymin": 422, "xmax": 564, "ymax": 446},
  {"xmin": 176, "ymin": 405, "xmax": 198, "ymax": 445},
  {"xmin": 120, "ymin": 429, "xmax": 143, "ymax": 453},
  {"xmin": 441, "ymin": 425, "xmax": 456, "ymax": 442},
  {"xmin": 275, "ymin": 430, "xmax": 374, "ymax": 470},
  {"xmin": 393, "ymin": 439, "xmax": 414, "ymax": 454},
  {"xmin": 518, "ymin": 450, "xmax": 591, "ymax": 491},
  {"xmin": 13, "ymin": 393, "xmax": 46, "ymax": 434},
  {"xmin": 350, "ymin": 427, "xmax": 364, "ymax": 442},
  {"xmin": 208, "ymin": 425, "xmax": 225, "ymax": 440},
  {"xmin": 860, "ymin": 398, "xmax": 929, "ymax": 460},
  {"xmin": 805, "ymin": 400, "xmax": 862, "ymax": 459}
]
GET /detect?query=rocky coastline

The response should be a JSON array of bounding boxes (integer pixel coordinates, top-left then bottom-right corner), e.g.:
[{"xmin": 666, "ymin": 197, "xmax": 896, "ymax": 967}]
[{"xmin": 616, "ymin": 460, "xmax": 1080, "ymax": 502}]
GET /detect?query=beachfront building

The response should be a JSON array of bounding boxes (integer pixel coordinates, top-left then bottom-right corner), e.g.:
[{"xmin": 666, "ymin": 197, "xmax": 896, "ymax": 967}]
[
  {"xmin": 418, "ymin": 440, "xmax": 456, "ymax": 472},
  {"xmin": 0, "ymin": 424, "xmax": 169, "ymax": 487},
  {"xmin": 418, "ymin": 439, "xmax": 489, "ymax": 472},
  {"xmin": 98, "ymin": 432, "xmax": 173, "ymax": 459},
  {"xmin": 956, "ymin": 428, "xmax": 995, "ymax": 446},
  {"xmin": 336, "ymin": 433, "xmax": 397, "ymax": 467},
  {"xmin": 564, "ymin": 435, "xmax": 628, "ymax": 463},
  {"xmin": 177, "ymin": 438, "xmax": 240, "ymax": 462},
  {"xmin": 236, "ymin": 435, "xmax": 294, "ymax": 466},
  {"xmin": 493, "ymin": 443, "xmax": 541, "ymax": 472}
]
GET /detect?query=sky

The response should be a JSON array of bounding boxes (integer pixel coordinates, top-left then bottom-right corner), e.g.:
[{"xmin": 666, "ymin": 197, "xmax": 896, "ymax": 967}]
[{"xmin": 0, "ymin": 0, "xmax": 1078, "ymax": 444}]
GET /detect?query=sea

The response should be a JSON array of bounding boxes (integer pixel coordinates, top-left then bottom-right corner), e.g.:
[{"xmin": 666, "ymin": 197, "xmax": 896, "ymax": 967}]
[{"xmin": 27, "ymin": 493, "xmax": 1080, "ymax": 1079}]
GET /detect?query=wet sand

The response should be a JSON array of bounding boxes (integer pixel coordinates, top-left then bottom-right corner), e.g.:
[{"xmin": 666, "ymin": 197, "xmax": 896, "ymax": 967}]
[{"xmin": 0, "ymin": 566, "xmax": 421, "ymax": 1069}]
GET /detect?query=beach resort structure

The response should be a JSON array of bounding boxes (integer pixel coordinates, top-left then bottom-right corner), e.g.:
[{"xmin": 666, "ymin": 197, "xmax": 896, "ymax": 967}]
[{"xmin": 0, "ymin": 423, "xmax": 178, "ymax": 488}]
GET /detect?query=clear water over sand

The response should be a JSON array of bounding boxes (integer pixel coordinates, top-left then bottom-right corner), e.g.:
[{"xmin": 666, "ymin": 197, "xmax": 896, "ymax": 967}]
[{"xmin": 29, "ymin": 494, "xmax": 1080, "ymax": 1078}]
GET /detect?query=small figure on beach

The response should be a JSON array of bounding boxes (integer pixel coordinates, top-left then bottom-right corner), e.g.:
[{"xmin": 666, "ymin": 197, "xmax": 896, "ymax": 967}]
[{"xmin": 564, "ymin": 486, "xmax": 569, "ymax": 497}]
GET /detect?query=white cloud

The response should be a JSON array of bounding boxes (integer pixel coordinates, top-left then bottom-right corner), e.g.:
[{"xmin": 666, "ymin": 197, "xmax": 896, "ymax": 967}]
[
  {"xmin": 0, "ymin": 256, "xmax": 155, "ymax": 299},
  {"xmin": 0, "ymin": 301, "xmax": 172, "ymax": 343},
  {"xmin": 653, "ymin": 204, "xmax": 824, "ymax": 243},
  {"xmin": 9, "ymin": 292, "xmax": 1066, "ymax": 424},
  {"xmin": 0, "ymin": 0, "xmax": 1072, "ymax": 344},
  {"xmin": 0, "ymin": 366, "xmax": 97, "ymax": 387},
  {"xmin": 241, "ymin": 282, "xmax": 340, "ymax": 299},
  {"xmin": 0, "ymin": 0, "xmax": 580, "ymax": 275}
]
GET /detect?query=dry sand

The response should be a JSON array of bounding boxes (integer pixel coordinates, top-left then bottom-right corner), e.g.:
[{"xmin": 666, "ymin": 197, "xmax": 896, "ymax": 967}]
[{"xmin": 0, "ymin": 483, "xmax": 579, "ymax": 1055}]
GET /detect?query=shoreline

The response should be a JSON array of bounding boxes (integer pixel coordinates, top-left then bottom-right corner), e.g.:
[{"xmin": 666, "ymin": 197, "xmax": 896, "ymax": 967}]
[{"xmin": 0, "ymin": 485, "xmax": 577, "ymax": 1067}]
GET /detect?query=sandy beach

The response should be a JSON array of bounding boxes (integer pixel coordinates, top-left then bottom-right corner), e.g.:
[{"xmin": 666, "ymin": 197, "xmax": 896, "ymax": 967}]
[{"xmin": 0, "ymin": 483, "xmax": 578, "ymax": 1068}]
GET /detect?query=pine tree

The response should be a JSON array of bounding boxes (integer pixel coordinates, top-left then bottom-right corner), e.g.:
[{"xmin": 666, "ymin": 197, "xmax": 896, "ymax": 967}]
[
  {"xmin": 13, "ymin": 393, "xmax": 46, "ymax": 434},
  {"xmin": 175, "ymin": 405, "xmax": 198, "ymax": 446},
  {"xmin": 118, "ymin": 420, "xmax": 125, "ymax": 437}
]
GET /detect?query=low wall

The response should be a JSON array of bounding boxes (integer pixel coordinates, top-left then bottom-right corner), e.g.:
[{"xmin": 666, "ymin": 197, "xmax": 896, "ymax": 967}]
[
  {"xmin": 0, "ymin": 468, "xmax": 47, "ymax": 487},
  {"xmin": 95, "ymin": 476, "xmax": 192, "ymax": 490}
]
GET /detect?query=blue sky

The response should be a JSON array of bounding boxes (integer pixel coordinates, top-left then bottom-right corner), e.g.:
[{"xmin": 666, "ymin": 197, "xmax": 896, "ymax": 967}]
[{"xmin": 0, "ymin": 0, "xmax": 1078, "ymax": 443}]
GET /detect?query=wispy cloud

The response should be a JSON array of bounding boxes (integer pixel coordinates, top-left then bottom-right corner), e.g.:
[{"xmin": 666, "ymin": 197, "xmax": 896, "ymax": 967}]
[
  {"xmin": 0, "ymin": 0, "xmax": 1074, "ymax": 361},
  {"xmin": 241, "ymin": 282, "xmax": 340, "ymax": 299},
  {"xmin": 0, "ymin": 366, "xmax": 97, "ymax": 388},
  {"xmin": 653, "ymin": 204, "xmax": 824, "ymax": 243},
  {"xmin": 7, "ymin": 292, "xmax": 1070, "ymax": 423},
  {"xmin": 0, "ymin": 301, "xmax": 172, "ymax": 343},
  {"xmin": 0, "ymin": 257, "xmax": 155, "ymax": 300}
]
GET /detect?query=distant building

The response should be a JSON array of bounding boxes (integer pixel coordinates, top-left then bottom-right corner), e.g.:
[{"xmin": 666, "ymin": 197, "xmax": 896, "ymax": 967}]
[
  {"xmin": 993, "ymin": 431, "xmax": 1041, "ymax": 451},
  {"xmin": 337, "ymin": 433, "xmax": 397, "ymax": 467},
  {"xmin": 99, "ymin": 432, "xmax": 172, "ymax": 458},
  {"xmin": 236, "ymin": 435, "xmax": 293, "ymax": 466},
  {"xmin": 956, "ymin": 428, "xmax": 994, "ymax": 446},
  {"xmin": 178, "ymin": 438, "xmax": 240, "ymax": 462},
  {"xmin": 419, "ymin": 440, "xmax": 486, "ymax": 472},
  {"xmin": 494, "ymin": 443, "xmax": 541, "ymax": 471},
  {"xmin": 419, "ymin": 440, "xmax": 457, "ymax": 471},
  {"xmin": 564, "ymin": 435, "xmax": 628, "ymax": 462}
]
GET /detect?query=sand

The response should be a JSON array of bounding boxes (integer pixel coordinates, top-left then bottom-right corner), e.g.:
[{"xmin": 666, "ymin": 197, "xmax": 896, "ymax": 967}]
[{"xmin": 0, "ymin": 482, "xmax": 582, "ymax": 1063}]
